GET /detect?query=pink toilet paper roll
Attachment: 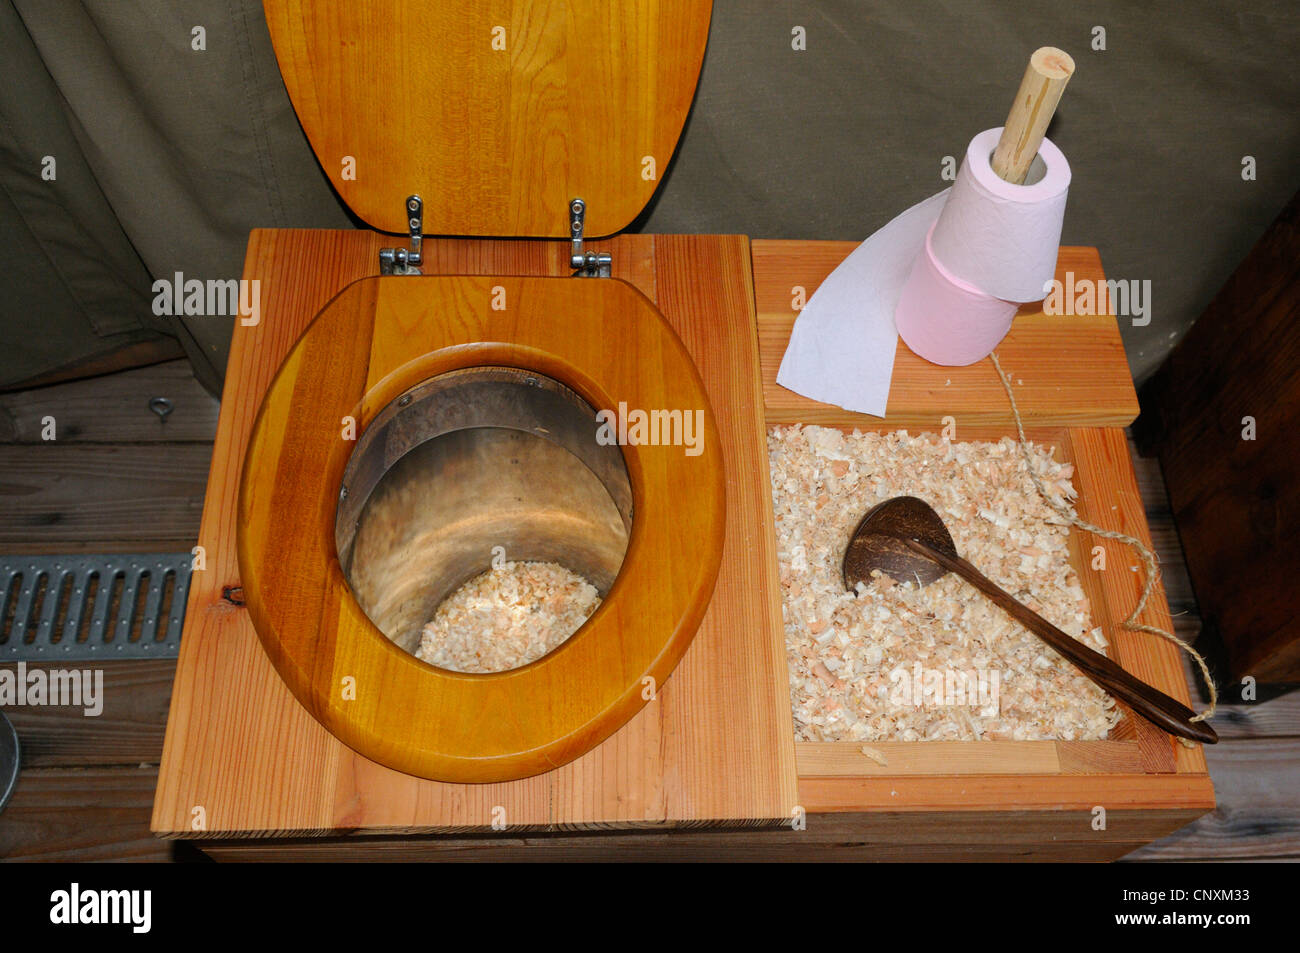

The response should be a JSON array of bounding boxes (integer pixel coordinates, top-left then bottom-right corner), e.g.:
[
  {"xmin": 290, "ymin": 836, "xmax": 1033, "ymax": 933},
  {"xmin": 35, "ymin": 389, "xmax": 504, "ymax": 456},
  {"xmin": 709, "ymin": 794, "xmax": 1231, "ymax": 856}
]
[
  {"xmin": 895, "ymin": 126, "xmax": 1071, "ymax": 366},
  {"xmin": 931, "ymin": 127, "xmax": 1071, "ymax": 303},
  {"xmin": 895, "ymin": 222, "xmax": 1020, "ymax": 367}
]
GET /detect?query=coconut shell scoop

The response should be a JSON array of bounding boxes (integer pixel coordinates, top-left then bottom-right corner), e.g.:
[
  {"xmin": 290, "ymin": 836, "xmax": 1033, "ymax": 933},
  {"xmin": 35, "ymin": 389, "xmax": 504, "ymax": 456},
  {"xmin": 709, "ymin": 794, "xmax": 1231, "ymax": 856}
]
[{"xmin": 842, "ymin": 496, "xmax": 1217, "ymax": 745}]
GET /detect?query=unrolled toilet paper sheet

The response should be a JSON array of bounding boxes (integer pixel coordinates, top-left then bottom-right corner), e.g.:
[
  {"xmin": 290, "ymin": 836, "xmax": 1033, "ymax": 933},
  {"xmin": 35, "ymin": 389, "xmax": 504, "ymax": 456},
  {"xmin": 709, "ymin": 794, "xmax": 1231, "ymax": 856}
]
[{"xmin": 775, "ymin": 190, "xmax": 949, "ymax": 417}]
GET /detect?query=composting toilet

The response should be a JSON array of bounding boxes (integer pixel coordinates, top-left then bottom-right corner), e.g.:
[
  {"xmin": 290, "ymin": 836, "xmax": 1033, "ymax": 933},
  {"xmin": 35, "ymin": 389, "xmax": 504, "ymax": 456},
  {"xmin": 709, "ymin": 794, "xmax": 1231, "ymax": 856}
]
[{"xmin": 236, "ymin": 0, "xmax": 726, "ymax": 783}]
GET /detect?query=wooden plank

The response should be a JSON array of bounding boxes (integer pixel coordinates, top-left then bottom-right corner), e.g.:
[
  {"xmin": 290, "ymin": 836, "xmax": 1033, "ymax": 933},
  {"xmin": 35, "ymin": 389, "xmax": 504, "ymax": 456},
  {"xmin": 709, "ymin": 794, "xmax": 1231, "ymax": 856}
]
[
  {"xmin": 797, "ymin": 741, "xmax": 1061, "ymax": 777},
  {"xmin": 753, "ymin": 242, "xmax": 1140, "ymax": 428},
  {"xmin": 0, "ymin": 767, "xmax": 175, "ymax": 862},
  {"xmin": 652, "ymin": 235, "xmax": 799, "ymax": 824},
  {"xmin": 1056, "ymin": 740, "xmax": 1146, "ymax": 774},
  {"xmin": 1066, "ymin": 427, "xmax": 1189, "ymax": 775},
  {"xmin": 0, "ymin": 660, "xmax": 174, "ymax": 767},
  {"xmin": 1136, "ymin": 192, "xmax": 1300, "ymax": 682},
  {"xmin": 1178, "ymin": 651, "xmax": 1300, "ymax": 740},
  {"xmin": 0, "ymin": 360, "xmax": 217, "ymax": 444},
  {"xmin": 199, "ymin": 808, "xmax": 1206, "ymax": 862},
  {"xmin": 154, "ymin": 230, "xmax": 797, "ymax": 836},
  {"xmin": 1058, "ymin": 429, "xmax": 1139, "ymax": 750},
  {"xmin": 1123, "ymin": 738, "xmax": 1300, "ymax": 861},
  {"xmin": 0, "ymin": 444, "xmax": 209, "ymax": 551},
  {"xmin": 799, "ymin": 773, "xmax": 1214, "ymax": 814}
]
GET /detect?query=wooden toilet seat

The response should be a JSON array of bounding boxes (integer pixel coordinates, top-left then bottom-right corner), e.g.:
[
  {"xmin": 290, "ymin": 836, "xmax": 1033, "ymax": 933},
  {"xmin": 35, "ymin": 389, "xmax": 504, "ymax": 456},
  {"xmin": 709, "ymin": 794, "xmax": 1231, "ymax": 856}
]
[
  {"xmin": 245, "ymin": 1, "xmax": 720, "ymax": 782},
  {"xmin": 238, "ymin": 275, "xmax": 726, "ymax": 782}
]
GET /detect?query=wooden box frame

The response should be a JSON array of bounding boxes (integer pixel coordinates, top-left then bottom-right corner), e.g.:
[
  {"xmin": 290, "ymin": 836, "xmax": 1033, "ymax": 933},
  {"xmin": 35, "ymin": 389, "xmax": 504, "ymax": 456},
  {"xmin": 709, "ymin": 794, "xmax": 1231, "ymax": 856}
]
[
  {"xmin": 756, "ymin": 242, "xmax": 1213, "ymax": 857},
  {"xmin": 153, "ymin": 233, "xmax": 1214, "ymax": 860}
]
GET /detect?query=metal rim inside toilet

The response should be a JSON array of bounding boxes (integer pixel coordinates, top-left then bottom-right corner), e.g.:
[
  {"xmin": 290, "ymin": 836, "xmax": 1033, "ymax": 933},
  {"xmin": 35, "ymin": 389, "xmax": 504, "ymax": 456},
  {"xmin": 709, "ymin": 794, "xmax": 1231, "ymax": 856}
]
[{"xmin": 335, "ymin": 366, "xmax": 633, "ymax": 668}]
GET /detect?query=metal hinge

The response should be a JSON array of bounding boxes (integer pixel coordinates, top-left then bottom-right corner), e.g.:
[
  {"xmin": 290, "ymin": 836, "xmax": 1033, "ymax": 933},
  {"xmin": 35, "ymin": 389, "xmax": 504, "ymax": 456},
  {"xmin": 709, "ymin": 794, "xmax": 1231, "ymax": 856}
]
[
  {"xmin": 379, "ymin": 195, "xmax": 424, "ymax": 275},
  {"xmin": 569, "ymin": 198, "xmax": 611, "ymax": 277}
]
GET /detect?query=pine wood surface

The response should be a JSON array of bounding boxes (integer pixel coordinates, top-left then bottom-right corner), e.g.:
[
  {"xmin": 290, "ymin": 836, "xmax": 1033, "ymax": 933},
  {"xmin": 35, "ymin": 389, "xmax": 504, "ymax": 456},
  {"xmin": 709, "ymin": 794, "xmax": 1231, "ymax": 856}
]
[
  {"xmin": 152, "ymin": 230, "xmax": 798, "ymax": 836},
  {"xmin": 754, "ymin": 242, "xmax": 1140, "ymax": 428},
  {"xmin": 238, "ymin": 275, "xmax": 727, "ymax": 782}
]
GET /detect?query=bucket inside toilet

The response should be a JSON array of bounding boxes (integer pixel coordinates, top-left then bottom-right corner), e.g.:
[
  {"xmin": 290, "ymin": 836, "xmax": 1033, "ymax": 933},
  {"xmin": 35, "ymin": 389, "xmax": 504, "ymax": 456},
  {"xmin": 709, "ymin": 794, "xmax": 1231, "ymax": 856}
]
[{"xmin": 335, "ymin": 366, "xmax": 632, "ymax": 673}]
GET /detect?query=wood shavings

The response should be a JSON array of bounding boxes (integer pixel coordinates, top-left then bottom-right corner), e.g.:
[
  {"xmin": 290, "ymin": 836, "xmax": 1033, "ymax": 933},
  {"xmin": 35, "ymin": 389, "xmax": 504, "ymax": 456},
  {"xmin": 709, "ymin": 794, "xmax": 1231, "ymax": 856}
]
[
  {"xmin": 769, "ymin": 425, "xmax": 1119, "ymax": 743},
  {"xmin": 416, "ymin": 561, "xmax": 600, "ymax": 673},
  {"xmin": 860, "ymin": 745, "xmax": 889, "ymax": 765}
]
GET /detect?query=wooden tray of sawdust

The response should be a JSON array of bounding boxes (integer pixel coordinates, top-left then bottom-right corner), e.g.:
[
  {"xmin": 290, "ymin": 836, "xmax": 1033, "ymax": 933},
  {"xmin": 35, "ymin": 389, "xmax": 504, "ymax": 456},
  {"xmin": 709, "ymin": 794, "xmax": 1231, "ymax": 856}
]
[
  {"xmin": 754, "ymin": 241, "xmax": 1214, "ymax": 832},
  {"xmin": 771, "ymin": 425, "xmax": 1120, "ymax": 745}
]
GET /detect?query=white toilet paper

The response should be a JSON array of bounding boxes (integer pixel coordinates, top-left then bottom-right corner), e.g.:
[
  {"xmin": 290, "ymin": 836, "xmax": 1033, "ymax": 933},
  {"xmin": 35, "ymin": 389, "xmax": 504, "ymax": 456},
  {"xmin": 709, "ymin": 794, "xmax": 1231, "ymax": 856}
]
[{"xmin": 776, "ymin": 191, "xmax": 949, "ymax": 417}]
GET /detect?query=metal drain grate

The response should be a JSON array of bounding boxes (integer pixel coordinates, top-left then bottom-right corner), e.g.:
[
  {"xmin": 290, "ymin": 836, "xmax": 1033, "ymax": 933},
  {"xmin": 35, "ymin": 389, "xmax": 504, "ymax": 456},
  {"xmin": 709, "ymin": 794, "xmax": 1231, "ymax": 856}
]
[{"xmin": 0, "ymin": 554, "xmax": 192, "ymax": 661}]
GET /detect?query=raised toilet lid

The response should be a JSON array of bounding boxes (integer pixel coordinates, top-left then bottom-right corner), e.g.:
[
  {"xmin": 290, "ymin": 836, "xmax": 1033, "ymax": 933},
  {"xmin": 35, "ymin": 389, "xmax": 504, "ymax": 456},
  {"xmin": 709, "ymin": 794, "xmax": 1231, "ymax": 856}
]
[
  {"xmin": 263, "ymin": 0, "xmax": 713, "ymax": 237},
  {"xmin": 238, "ymin": 276, "xmax": 727, "ymax": 782}
]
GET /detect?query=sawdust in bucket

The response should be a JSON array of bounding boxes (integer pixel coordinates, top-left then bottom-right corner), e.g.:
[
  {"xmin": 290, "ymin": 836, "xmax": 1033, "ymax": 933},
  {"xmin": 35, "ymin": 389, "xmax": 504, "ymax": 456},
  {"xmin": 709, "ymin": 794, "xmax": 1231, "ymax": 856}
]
[{"xmin": 415, "ymin": 561, "xmax": 601, "ymax": 673}]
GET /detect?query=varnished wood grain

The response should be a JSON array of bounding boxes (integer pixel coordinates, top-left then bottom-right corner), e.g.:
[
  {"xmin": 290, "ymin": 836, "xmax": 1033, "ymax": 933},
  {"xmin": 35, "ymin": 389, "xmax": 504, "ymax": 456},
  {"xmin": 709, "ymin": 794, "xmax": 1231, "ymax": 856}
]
[
  {"xmin": 797, "ymin": 740, "xmax": 1149, "ymax": 779},
  {"xmin": 798, "ymin": 741, "xmax": 1062, "ymax": 777},
  {"xmin": 263, "ymin": 0, "xmax": 711, "ymax": 237},
  {"xmin": 2, "ymin": 293, "xmax": 1275, "ymax": 858},
  {"xmin": 1068, "ymin": 427, "xmax": 1198, "ymax": 775},
  {"xmin": 799, "ymin": 773, "xmax": 1214, "ymax": 816},
  {"xmin": 152, "ymin": 234, "xmax": 1212, "ymax": 856},
  {"xmin": 153, "ymin": 230, "xmax": 797, "ymax": 836},
  {"xmin": 754, "ymin": 242, "xmax": 1140, "ymax": 428},
  {"xmin": 239, "ymin": 276, "xmax": 726, "ymax": 782},
  {"xmin": 1054, "ymin": 740, "xmax": 1147, "ymax": 775}
]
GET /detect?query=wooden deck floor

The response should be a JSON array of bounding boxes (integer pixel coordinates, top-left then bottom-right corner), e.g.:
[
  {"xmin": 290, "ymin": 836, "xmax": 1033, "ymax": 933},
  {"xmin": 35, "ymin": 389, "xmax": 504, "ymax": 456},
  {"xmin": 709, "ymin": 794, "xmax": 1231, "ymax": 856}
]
[{"xmin": 0, "ymin": 360, "xmax": 1295, "ymax": 862}]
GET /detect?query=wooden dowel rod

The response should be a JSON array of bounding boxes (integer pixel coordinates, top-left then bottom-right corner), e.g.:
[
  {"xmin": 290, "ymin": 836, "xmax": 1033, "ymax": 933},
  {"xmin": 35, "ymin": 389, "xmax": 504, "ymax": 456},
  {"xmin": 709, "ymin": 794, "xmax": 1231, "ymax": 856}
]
[{"xmin": 991, "ymin": 46, "xmax": 1075, "ymax": 185}]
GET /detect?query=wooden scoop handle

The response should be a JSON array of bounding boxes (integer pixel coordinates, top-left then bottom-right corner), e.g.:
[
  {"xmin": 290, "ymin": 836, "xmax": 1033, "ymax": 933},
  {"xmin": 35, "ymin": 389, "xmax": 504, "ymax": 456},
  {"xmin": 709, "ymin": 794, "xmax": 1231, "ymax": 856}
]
[
  {"xmin": 991, "ymin": 46, "xmax": 1075, "ymax": 184},
  {"xmin": 903, "ymin": 538, "xmax": 1217, "ymax": 745}
]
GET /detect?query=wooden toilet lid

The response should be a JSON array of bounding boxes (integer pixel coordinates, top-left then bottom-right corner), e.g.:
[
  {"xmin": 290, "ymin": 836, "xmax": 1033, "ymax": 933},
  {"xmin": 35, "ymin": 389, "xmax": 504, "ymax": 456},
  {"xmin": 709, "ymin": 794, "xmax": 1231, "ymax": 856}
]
[
  {"xmin": 238, "ymin": 276, "xmax": 726, "ymax": 782},
  {"xmin": 263, "ymin": 0, "xmax": 713, "ymax": 237}
]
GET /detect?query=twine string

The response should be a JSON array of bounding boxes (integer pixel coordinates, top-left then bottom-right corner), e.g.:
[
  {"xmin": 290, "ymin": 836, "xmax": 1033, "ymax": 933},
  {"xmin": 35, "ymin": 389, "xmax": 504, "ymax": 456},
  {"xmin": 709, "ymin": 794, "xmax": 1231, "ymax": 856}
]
[{"xmin": 989, "ymin": 351, "xmax": 1216, "ymax": 729}]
